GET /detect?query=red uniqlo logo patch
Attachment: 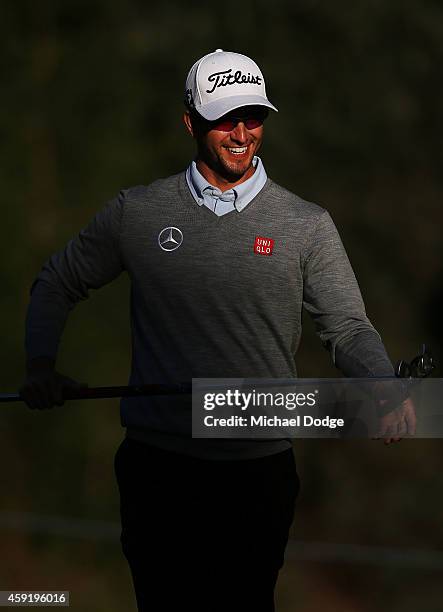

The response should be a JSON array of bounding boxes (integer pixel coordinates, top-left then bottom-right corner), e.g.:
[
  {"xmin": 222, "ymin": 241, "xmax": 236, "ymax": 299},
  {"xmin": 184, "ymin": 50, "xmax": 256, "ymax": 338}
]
[{"xmin": 254, "ymin": 235, "xmax": 274, "ymax": 256}]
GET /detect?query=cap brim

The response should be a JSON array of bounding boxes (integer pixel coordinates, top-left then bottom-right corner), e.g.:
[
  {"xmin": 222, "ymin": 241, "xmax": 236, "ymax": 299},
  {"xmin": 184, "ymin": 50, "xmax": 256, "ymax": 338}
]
[{"xmin": 195, "ymin": 95, "xmax": 278, "ymax": 121}]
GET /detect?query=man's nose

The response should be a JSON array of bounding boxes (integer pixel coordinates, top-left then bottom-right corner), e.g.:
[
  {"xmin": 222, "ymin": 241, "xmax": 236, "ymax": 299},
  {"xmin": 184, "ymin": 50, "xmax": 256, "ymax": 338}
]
[{"xmin": 230, "ymin": 122, "xmax": 247, "ymax": 143}]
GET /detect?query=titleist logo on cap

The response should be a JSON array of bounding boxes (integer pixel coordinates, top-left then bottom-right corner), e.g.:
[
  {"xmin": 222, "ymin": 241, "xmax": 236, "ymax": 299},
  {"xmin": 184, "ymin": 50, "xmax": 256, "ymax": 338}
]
[
  {"xmin": 185, "ymin": 49, "xmax": 278, "ymax": 121},
  {"xmin": 206, "ymin": 69, "xmax": 262, "ymax": 94}
]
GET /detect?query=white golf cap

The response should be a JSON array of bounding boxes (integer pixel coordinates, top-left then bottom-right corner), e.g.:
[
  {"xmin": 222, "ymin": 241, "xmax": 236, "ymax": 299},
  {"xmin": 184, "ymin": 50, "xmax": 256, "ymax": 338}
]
[{"xmin": 185, "ymin": 49, "xmax": 278, "ymax": 120}]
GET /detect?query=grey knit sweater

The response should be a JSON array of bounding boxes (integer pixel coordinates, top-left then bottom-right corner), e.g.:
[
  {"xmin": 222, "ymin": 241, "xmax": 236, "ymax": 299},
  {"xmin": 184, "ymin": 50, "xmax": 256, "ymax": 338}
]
[{"xmin": 25, "ymin": 172, "xmax": 394, "ymax": 459}]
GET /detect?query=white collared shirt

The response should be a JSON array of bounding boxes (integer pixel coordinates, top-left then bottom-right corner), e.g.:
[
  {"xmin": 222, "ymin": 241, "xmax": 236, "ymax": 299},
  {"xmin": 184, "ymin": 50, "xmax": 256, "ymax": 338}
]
[{"xmin": 185, "ymin": 156, "xmax": 268, "ymax": 216}]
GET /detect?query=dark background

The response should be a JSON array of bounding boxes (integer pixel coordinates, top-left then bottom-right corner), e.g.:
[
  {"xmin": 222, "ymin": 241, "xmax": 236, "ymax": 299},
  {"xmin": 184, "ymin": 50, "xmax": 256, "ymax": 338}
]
[{"xmin": 1, "ymin": 1, "xmax": 442, "ymax": 610}]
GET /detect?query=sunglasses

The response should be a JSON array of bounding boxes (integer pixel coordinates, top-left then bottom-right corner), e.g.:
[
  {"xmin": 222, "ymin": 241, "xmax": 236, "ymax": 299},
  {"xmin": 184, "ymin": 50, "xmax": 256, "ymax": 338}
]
[
  {"xmin": 210, "ymin": 115, "xmax": 266, "ymax": 132},
  {"xmin": 189, "ymin": 107, "xmax": 268, "ymax": 133}
]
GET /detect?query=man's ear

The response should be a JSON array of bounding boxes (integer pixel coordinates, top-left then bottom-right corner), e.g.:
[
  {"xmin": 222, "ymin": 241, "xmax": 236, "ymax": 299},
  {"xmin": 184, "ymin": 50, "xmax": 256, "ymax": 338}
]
[{"xmin": 183, "ymin": 111, "xmax": 194, "ymax": 137}]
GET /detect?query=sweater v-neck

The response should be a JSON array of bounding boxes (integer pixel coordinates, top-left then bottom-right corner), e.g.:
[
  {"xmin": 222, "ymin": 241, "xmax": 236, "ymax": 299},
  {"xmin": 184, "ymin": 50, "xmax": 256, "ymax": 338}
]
[{"xmin": 177, "ymin": 171, "xmax": 274, "ymax": 224}]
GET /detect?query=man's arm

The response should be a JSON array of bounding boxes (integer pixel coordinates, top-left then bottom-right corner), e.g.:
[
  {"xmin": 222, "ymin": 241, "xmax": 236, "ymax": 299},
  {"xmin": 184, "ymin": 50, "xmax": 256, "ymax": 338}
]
[
  {"xmin": 21, "ymin": 191, "xmax": 126, "ymax": 409},
  {"xmin": 302, "ymin": 210, "xmax": 393, "ymax": 376},
  {"xmin": 302, "ymin": 210, "xmax": 415, "ymax": 443}
]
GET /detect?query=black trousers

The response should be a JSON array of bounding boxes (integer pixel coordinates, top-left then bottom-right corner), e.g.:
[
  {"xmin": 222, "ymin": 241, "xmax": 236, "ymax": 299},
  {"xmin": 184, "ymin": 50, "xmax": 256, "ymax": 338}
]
[{"xmin": 114, "ymin": 438, "xmax": 299, "ymax": 612}]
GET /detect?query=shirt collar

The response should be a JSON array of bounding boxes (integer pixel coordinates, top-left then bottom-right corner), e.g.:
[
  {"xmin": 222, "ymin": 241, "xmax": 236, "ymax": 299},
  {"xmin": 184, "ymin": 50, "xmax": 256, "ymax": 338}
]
[{"xmin": 186, "ymin": 156, "xmax": 267, "ymax": 213}]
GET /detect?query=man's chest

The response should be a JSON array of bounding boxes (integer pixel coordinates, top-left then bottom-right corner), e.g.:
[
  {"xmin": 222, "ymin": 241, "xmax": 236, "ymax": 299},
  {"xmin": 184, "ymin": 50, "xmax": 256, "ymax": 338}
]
[{"xmin": 120, "ymin": 206, "xmax": 304, "ymax": 298}]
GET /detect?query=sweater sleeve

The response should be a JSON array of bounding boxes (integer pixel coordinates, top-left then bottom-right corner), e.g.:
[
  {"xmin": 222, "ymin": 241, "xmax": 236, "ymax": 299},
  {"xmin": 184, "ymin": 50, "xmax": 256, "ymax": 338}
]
[
  {"xmin": 24, "ymin": 191, "xmax": 126, "ymax": 362},
  {"xmin": 302, "ymin": 210, "xmax": 394, "ymax": 377}
]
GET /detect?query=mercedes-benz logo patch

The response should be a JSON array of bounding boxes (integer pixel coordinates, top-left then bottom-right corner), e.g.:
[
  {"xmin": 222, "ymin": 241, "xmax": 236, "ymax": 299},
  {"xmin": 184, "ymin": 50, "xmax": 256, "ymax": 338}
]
[{"xmin": 158, "ymin": 226, "xmax": 183, "ymax": 252}]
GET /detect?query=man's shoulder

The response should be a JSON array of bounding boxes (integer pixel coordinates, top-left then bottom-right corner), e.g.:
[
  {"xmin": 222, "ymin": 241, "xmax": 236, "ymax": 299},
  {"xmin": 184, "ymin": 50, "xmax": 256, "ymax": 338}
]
[
  {"xmin": 266, "ymin": 179, "xmax": 327, "ymax": 221},
  {"xmin": 119, "ymin": 172, "xmax": 185, "ymax": 204}
]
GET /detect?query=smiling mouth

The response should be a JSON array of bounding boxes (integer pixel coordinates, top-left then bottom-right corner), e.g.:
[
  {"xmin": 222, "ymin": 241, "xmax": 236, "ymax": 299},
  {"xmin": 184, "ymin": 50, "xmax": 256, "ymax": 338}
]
[{"xmin": 225, "ymin": 146, "xmax": 248, "ymax": 155}]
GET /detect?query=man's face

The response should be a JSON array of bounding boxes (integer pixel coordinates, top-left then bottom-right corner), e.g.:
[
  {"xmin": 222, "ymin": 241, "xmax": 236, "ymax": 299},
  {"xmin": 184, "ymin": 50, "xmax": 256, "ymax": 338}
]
[{"xmin": 184, "ymin": 106, "xmax": 267, "ymax": 182}]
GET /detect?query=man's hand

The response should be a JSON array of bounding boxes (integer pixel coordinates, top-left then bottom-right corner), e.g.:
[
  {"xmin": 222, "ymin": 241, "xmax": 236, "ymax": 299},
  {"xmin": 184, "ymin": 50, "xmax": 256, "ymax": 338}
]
[
  {"xmin": 374, "ymin": 397, "xmax": 416, "ymax": 445},
  {"xmin": 19, "ymin": 356, "xmax": 88, "ymax": 410}
]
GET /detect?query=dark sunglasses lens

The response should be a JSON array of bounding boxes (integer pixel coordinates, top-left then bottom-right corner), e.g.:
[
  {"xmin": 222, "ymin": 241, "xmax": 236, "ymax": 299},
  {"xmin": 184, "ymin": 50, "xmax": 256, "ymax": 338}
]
[
  {"xmin": 244, "ymin": 117, "xmax": 264, "ymax": 129},
  {"xmin": 213, "ymin": 120, "xmax": 236, "ymax": 132},
  {"xmin": 212, "ymin": 115, "xmax": 265, "ymax": 132}
]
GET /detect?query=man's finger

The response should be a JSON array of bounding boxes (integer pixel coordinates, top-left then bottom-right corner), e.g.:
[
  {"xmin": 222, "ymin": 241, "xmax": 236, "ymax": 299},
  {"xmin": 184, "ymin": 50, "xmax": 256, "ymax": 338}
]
[
  {"xmin": 405, "ymin": 406, "xmax": 417, "ymax": 435},
  {"xmin": 397, "ymin": 419, "xmax": 408, "ymax": 437},
  {"xmin": 34, "ymin": 382, "xmax": 51, "ymax": 410},
  {"xmin": 53, "ymin": 379, "xmax": 65, "ymax": 406},
  {"xmin": 19, "ymin": 386, "xmax": 38, "ymax": 410}
]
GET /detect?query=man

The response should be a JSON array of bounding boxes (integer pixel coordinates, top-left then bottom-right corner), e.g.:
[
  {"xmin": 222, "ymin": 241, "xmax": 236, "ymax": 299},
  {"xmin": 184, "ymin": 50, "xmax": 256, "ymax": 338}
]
[{"xmin": 20, "ymin": 49, "xmax": 415, "ymax": 611}]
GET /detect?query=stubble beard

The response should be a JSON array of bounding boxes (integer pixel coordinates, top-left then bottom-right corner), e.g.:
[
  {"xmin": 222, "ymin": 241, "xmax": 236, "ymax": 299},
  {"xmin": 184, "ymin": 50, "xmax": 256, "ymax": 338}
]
[
  {"xmin": 217, "ymin": 153, "xmax": 253, "ymax": 180},
  {"xmin": 196, "ymin": 135, "xmax": 261, "ymax": 183}
]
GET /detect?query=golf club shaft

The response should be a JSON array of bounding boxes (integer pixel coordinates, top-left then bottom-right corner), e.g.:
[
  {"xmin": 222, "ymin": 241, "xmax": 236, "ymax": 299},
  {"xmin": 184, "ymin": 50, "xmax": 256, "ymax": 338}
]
[
  {"xmin": 0, "ymin": 375, "xmax": 426, "ymax": 404},
  {"xmin": 0, "ymin": 383, "xmax": 192, "ymax": 403}
]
